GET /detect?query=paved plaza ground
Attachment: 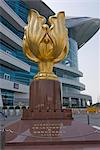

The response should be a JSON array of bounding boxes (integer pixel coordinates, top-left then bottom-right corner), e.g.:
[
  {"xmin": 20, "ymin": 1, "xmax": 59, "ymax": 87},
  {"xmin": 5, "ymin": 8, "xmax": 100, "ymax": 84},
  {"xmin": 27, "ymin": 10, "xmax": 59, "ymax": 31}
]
[{"xmin": 73, "ymin": 113, "xmax": 100, "ymax": 127}]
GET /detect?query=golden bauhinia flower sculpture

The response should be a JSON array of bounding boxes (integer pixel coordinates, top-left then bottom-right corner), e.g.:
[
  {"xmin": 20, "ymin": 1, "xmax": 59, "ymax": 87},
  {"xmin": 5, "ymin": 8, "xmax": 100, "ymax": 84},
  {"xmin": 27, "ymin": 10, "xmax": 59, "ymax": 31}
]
[{"xmin": 23, "ymin": 9, "xmax": 69, "ymax": 80}]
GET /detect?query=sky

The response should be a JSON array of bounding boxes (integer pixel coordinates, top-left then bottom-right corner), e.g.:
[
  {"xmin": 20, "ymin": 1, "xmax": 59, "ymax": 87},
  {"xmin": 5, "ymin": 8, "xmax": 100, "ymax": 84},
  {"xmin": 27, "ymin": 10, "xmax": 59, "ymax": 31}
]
[{"xmin": 43, "ymin": 0, "xmax": 100, "ymax": 104}]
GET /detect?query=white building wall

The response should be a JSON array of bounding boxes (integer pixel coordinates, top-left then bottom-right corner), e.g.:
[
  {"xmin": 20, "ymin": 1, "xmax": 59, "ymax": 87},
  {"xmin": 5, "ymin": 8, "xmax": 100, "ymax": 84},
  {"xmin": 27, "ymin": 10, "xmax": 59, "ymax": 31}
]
[
  {"xmin": 0, "ymin": 50, "xmax": 30, "ymax": 72},
  {"xmin": 0, "ymin": 78, "xmax": 29, "ymax": 93},
  {"xmin": 1, "ymin": 0, "xmax": 26, "ymax": 28},
  {"xmin": 55, "ymin": 63, "xmax": 83, "ymax": 77},
  {"xmin": 0, "ymin": 23, "xmax": 22, "ymax": 47},
  {"xmin": 59, "ymin": 77, "xmax": 85, "ymax": 90}
]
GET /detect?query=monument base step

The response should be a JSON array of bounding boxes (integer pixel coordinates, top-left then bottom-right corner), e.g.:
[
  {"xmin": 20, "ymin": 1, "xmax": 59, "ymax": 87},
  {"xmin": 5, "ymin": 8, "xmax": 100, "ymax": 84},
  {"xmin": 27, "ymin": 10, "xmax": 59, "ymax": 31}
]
[
  {"xmin": 21, "ymin": 108, "xmax": 72, "ymax": 120},
  {"xmin": 5, "ymin": 119, "xmax": 100, "ymax": 148}
]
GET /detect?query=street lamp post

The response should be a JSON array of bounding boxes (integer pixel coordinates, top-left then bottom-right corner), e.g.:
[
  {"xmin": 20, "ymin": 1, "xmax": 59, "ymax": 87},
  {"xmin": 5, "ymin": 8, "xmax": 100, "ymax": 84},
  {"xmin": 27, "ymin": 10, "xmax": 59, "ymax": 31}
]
[
  {"xmin": 87, "ymin": 111, "xmax": 90, "ymax": 125},
  {"xmin": 87, "ymin": 101, "xmax": 90, "ymax": 125}
]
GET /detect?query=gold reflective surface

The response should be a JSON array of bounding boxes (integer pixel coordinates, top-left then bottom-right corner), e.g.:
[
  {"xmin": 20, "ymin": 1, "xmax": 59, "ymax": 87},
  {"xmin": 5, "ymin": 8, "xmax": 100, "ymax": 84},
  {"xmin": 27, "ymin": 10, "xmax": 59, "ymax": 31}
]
[{"xmin": 23, "ymin": 9, "xmax": 69, "ymax": 80}]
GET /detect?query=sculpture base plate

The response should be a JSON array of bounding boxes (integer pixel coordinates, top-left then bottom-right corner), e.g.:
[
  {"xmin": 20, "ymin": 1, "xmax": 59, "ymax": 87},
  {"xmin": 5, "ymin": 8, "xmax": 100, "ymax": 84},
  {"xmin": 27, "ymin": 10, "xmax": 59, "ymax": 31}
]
[
  {"xmin": 5, "ymin": 119, "xmax": 100, "ymax": 149},
  {"xmin": 34, "ymin": 72, "xmax": 58, "ymax": 80}
]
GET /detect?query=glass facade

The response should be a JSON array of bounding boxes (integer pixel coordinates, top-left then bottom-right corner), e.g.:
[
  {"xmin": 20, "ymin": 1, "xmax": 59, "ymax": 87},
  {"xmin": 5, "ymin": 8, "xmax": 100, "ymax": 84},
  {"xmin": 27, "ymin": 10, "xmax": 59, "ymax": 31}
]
[
  {"xmin": 68, "ymin": 38, "xmax": 78, "ymax": 69},
  {"xmin": 1, "ymin": 40, "xmax": 17, "ymax": 56},
  {"xmin": 1, "ymin": 89, "xmax": 14, "ymax": 106},
  {"xmin": 0, "ymin": 65, "xmax": 15, "ymax": 80},
  {"xmin": 0, "ymin": 16, "xmax": 23, "ymax": 39},
  {"xmin": 4, "ymin": 0, "xmax": 29, "ymax": 23},
  {"xmin": 61, "ymin": 38, "xmax": 78, "ymax": 69},
  {"xmin": 0, "ymin": 39, "xmax": 34, "ymax": 85}
]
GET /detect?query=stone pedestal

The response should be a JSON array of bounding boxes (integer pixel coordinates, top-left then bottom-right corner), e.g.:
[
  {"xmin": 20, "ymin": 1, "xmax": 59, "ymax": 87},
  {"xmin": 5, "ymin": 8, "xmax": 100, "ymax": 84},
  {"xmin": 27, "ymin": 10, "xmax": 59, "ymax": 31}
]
[
  {"xmin": 29, "ymin": 80, "xmax": 61, "ymax": 111},
  {"xmin": 22, "ymin": 79, "xmax": 72, "ymax": 120}
]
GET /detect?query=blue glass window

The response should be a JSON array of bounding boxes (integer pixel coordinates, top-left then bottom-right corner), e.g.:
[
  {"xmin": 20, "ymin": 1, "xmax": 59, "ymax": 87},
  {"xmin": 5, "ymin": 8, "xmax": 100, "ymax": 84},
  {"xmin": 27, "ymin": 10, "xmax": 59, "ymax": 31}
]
[
  {"xmin": 0, "ymin": 40, "xmax": 17, "ymax": 56},
  {"xmin": 61, "ymin": 38, "xmax": 78, "ymax": 69},
  {"xmin": 0, "ymin": 16, "xmax": 23, "ymax": 39},
  {"xmin": 4, "ymin": 0, "xmax": 29, "ymax": 23},
  {"xmin": 1, "ymin": 89, "xmax": 14, "ymax": 106},
  {"xmin": 0, "ymin": 65, "xmax": 15, "ymax": 81}
]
